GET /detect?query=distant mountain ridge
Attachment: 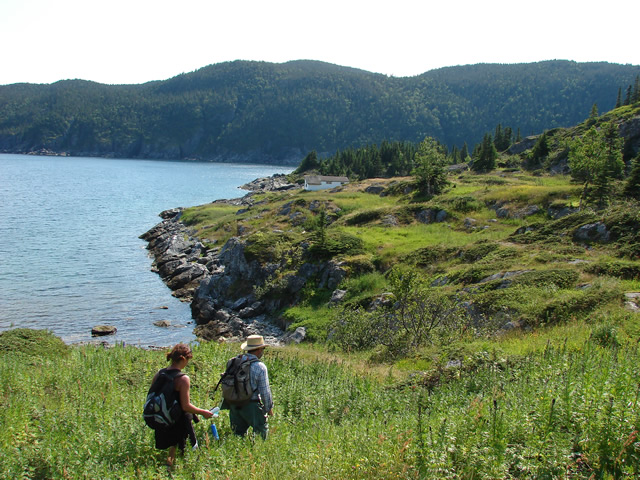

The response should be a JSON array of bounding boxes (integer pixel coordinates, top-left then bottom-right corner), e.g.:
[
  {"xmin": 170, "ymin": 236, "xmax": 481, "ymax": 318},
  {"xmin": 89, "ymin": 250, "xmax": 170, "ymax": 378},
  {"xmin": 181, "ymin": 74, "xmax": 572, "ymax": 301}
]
[{"xmin": 0, "ymin": 60, "xmax": 638, "ymax": 164}]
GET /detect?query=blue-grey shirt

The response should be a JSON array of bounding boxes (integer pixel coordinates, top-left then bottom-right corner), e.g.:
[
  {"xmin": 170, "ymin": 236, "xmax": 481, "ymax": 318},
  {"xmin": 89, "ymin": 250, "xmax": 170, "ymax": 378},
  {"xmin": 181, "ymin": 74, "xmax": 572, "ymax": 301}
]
[{"xmin": 243, "ymin": 353, "xmax": 273, "ymax": 411}]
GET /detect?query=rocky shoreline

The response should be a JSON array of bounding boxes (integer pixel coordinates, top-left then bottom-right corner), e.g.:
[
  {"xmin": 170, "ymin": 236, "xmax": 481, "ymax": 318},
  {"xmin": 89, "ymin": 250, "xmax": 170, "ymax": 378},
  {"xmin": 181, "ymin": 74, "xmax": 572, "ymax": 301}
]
[{"xmin": 140, "ymin": 176, "xmax": 304, "ymax": 346}]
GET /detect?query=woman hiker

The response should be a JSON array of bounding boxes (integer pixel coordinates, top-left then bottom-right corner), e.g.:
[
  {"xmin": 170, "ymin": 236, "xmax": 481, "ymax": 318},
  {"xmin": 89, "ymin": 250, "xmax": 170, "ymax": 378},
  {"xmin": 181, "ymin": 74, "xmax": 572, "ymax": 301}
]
[{"xmin": 150, "ymin": 343, "xmax": 213, "ymax": 468}]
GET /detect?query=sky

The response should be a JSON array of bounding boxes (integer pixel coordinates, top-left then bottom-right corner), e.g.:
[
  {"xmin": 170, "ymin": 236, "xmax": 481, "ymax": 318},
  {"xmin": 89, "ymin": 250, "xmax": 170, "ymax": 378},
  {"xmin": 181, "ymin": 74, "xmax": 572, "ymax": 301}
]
[{"xmin": 1, "ymin": 0, "xmax": 639, "ymax": 86}]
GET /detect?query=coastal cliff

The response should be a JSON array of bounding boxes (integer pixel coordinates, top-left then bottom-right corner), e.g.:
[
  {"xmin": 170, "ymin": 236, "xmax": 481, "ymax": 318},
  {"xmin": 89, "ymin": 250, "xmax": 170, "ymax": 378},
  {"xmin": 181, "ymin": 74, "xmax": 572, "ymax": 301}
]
[{"xmin": 140, "ymin": 176, "xmax": 308, "ymax": 344}]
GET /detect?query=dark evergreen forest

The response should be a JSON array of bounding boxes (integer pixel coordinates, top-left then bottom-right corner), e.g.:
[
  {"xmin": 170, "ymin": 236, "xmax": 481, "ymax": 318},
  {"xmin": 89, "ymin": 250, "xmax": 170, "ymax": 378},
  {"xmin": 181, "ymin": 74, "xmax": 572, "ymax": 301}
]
[{"xmin": 1, "ymin": 60, "xmax": 638, "ymax": 164}]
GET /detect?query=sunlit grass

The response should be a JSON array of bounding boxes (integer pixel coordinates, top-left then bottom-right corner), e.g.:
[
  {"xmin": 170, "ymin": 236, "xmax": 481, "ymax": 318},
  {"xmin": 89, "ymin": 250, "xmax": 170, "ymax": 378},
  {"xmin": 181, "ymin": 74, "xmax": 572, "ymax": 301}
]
[
  {"xmin": 343, "ymin": 222, "xmax": 512, "ymax": 259},
  {"xmin": 2, "ymin": 332, "xmax": 640, "ymax": 478},
  {"xmin": 481, "ymin": 183, "xmax": 579, "ymax": 205},
  {"xmin": 181, "ymin": 204, "xmax": 239, "ymax": 227}
]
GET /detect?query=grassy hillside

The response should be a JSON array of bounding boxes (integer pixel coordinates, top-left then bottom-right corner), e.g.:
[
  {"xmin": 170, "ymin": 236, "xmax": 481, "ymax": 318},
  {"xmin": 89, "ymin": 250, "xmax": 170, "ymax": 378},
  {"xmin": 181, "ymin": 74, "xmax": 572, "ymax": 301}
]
[
  {"xmin": 181, "ymin": 170, "xmax": 640, "ymax": 352},
  {"xmin": 1, "ymin": 325, "xmax": 639, "ymax": 478}
]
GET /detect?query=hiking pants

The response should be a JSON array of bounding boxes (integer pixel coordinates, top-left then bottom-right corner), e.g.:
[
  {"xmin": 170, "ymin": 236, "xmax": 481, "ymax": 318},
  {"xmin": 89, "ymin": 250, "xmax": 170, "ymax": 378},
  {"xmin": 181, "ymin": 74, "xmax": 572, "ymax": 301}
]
[{"xmin": 228, "ymin": 402, "xmax": 268, "ymax": 439}]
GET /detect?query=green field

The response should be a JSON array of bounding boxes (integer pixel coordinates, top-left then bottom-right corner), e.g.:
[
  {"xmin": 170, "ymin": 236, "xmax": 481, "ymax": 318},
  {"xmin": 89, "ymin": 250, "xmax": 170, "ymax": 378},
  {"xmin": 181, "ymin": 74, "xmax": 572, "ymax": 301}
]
[{"xmin": 1, "ymin": 328, "xmax": 639, "ymax": 479}]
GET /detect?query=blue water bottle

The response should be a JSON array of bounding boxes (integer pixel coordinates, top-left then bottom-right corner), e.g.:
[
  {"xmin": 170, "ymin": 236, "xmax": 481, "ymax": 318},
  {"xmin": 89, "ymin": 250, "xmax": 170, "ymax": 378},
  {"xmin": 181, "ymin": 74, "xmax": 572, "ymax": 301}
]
[{"xmin": 210, "ymin": 423, "xmax": 219, "ymax": 440}]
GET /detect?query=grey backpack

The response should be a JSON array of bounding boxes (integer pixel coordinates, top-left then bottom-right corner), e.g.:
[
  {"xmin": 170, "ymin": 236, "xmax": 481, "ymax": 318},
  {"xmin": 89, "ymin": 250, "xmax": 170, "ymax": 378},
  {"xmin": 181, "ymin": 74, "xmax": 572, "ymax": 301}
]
[{"xmin": 218, "ymin": 355, "xmax": 259, "ymax": 406}]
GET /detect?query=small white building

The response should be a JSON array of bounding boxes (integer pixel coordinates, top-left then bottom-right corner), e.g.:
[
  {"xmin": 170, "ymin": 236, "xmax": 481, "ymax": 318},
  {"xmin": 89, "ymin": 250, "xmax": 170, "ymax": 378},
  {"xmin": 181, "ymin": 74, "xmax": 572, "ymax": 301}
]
[{"xmin": 304, "ymin": 175, "xmax": 349, "ymax": 191}]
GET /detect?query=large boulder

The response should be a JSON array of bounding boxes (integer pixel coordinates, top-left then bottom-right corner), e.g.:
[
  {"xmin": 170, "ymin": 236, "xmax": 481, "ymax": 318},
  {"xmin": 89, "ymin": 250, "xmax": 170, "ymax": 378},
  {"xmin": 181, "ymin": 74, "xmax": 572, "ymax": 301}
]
[
  {"xmin": 574, "ymin": 222, "xmax": 611, "ymax": 243},
  {"xmin": 91, "ymin": 325, "xmax": 117, "ymax": 336},
  {"xmin": 329, "ymin": 289, "xmax": 347, "ymax": 304},
  {"xmin": 282, "ymin": 327, "xmax": 306, "ymax": 344},
  {"xmin": 416, "ymin": 208, "xmax": 448, "ymax": 224}
]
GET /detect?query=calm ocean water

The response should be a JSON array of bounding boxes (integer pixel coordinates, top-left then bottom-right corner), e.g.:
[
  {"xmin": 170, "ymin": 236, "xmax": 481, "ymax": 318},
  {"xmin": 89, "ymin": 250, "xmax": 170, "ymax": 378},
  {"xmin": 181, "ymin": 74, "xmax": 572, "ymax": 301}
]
[{"xmin": 0, "ymin": 154, "xmax": 293, "ymax": 346}]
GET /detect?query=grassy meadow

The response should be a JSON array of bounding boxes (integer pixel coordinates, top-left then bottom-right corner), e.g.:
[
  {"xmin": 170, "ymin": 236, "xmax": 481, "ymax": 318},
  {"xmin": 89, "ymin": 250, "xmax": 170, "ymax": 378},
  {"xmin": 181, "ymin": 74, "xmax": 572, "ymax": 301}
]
[{"xmin": 1, "ymin": 327, "xmax": 640, "ymax": 479}]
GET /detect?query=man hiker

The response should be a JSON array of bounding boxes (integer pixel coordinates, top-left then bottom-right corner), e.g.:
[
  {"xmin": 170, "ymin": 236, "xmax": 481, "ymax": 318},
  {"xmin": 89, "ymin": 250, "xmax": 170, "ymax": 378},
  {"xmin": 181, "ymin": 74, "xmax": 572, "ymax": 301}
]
[{"xmin": 222, "ymin": 334, "xmax": 274, "ymax": 439}]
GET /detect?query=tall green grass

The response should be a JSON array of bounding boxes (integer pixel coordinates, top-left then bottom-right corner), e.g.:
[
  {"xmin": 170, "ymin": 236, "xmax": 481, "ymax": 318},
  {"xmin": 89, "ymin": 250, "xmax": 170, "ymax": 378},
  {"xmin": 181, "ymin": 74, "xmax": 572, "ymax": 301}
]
[{"xmin": 1, "ymin": 331, "xmax": 639, "ymax": 479}]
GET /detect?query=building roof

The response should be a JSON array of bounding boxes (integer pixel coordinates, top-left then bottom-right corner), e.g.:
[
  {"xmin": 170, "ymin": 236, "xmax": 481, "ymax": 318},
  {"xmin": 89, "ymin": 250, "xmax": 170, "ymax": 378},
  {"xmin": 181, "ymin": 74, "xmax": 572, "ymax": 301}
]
[{"xmin": 304, "ymin": 175, "xmax": 349, "ymax": 185}]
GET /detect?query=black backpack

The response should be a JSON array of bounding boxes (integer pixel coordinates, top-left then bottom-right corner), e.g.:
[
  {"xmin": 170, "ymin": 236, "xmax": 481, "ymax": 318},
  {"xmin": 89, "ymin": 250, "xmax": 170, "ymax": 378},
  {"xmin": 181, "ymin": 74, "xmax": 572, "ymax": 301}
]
[
  {"xmin": 143, "ymin": 368, "xmax": 185, "ymax": 429},
  {"xmin": 217, "ymin": 355, "xmax": 259, "ymax": 406}
]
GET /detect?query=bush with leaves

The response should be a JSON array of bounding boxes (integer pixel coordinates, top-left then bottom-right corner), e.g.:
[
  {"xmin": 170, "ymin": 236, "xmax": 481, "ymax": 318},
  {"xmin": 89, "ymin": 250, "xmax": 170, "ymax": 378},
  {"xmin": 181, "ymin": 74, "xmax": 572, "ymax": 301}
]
[{"xmin": 307, "ymin": 230, "xmax": 364, "ymax": 260}]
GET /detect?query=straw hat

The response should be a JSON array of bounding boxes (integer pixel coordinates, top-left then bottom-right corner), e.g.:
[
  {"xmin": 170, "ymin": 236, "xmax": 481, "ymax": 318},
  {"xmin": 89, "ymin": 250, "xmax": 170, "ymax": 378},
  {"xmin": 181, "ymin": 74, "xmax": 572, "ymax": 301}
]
[{"xmin": 241, "ymin": 335, "xmax": 267, "ymax": 351}]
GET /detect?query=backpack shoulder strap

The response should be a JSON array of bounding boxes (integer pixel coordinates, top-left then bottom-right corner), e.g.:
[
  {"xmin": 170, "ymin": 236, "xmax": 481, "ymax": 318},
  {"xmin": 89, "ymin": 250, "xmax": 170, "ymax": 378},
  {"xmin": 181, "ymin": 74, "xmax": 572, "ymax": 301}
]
[
  {"xmin": 155, "ymin": 369, "xmax": 184, "ymax": 389},
  {"xmin": 164, "ymin": 369, "xmax": 185, "ymax": 379}
]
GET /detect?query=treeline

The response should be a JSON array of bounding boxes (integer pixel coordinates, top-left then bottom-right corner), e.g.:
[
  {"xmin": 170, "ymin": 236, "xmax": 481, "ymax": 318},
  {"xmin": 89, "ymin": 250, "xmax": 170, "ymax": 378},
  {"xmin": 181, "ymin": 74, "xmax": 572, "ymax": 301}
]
[
  {"xmin": 295, "ymin": 141, "xmax": 417, "ymax": 179},
  {"xmin": 1, "ymin": 60, "xmax": 639, "ymax": 164},
  {"xmin": 294, "ymin": 121, "xmax": 522, "ymax": 179}
]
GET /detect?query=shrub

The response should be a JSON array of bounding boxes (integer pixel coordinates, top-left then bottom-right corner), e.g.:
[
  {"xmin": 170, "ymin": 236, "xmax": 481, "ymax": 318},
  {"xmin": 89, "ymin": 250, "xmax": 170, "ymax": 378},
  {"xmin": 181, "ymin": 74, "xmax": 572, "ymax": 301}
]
[
  {"xmin": 510, "ymin": 269, "xmax": 580, "ymax": 289},
  {"xmin": 448, "ymin": 196, "xmax": 483, "ymax": 213},
  {"xmin": 344, "ymin": 208, "xmax": 388, "ymax": 226},
  {"xmin": 541, "ymin": 285, "xmax": 621, "ymax": 325},
  {"xmin": 404, "ymin": 245, "xmax": 454, "ymax": 267},
  {"xmin": 590, "ymin": 324, "xmax": 620, "ymax": 348},
  {"xmin": 328, "ymin": 307, "xmax": 383, "ymax": 351},
  {"xmin": 307, "ymin": 231, "xmax": 364, "ymax": 259},
  {"xmin": 341, "ymin": 255, "xmax": 376, "ymax": 276},
  {"xmin": 449, "ymin": 263, "xmax": 509, "ymax": 285},
  {"xmin": 510, "ymin": 211, "xmax": 599, "ymax": 245},
  {"xmin": 584, "ymin": 260, "xmax": 640, "ymax": 280},
  {"xmin": 604, "ymin": 206, "xmax": 640, "ymax": 259},
  {"xmin": 244, "ymin": 231, "xmax": 299, "ymax": 264},
  {"xmin": 458, "ymin": 241, "xmax": 499, "ymax": 263}
]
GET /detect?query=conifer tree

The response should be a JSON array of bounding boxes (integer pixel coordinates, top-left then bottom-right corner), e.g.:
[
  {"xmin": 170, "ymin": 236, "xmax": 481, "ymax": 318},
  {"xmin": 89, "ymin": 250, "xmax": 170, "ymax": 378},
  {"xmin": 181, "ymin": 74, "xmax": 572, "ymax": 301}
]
[
  {"xmin": 503, "ymin": 126, "xmax": 513, "ymax": 149},
  {"xmin": 450, "ymin": 145, "xmax": 460, "ymax": 163},
  {"xmin": 623, "ymin": 156, "xmax": 640, "ymax": 199},
  {"xmin": 460, "ymin": 142, "xmax": 469, "ymax": 162},
  {"xmin": 472, "ymin": 134, "xmax": 497, "ymax": 172},
  {"xmin": 494, "ymin": 124, "xmax": 503, "ymax": 150},
  {"xmin": 616, "ymin": 87, "xmax": 622, "ymax": 108},
  {"xmin": 412, "ymin": 137, "xmax": 449, "ymax": 197},
  {"xmin": 527, "ymin": 131, "xmax": 550, "ymax": 170},
  {"xmin": 633, "ymin": 75, "xmax": 640, "ymax": 104},
  {"xmin": 569, "ymin": 124, "xmax": 624, "ymax": 209},
  {"xmin": 625, "ymin": 85, "xmax": 632, "ymax": 105},
  {"xmin": 294, "ymin": 150, "xmax": 320, "ymax": 174}
]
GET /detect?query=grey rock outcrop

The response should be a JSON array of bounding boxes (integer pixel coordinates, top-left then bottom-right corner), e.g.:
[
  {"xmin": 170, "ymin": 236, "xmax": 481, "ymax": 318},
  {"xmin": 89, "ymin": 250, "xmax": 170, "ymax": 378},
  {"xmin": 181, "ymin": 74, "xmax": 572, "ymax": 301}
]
[
  {"xmin": 573, "ymin": 222, "xmax": 611, "ymax": 243},
  {"xmin": 548, "ymin": 204, "xmax": 577, "ymax": 219},
  {"xmin": 491, "ymin": 202, "xmax": 540, "ymax": 219},
  {"xmin": 364, "ymin": 185, "xmax": 385, "ymax": 195},
  {"xmin": 282, "ymin": 327, "xmax": 307, "ymax": 344},
  {"xmin": 329, "ymin": 289, "xmax": 347, "ymax": 304},
  {"xmin": 240, "ymin": 174, "xmax": 298, "ymax": 192},
  {"xmin": 507, "ymin": 136, "xmax": 539, "ymax": 155},
  {"xmin": 416, "ymin": 208, "xmax": 448, "ymax": 224},
  {"xmin": 140, "ymin": 214, "xmax": 214, "ymax": 302}
]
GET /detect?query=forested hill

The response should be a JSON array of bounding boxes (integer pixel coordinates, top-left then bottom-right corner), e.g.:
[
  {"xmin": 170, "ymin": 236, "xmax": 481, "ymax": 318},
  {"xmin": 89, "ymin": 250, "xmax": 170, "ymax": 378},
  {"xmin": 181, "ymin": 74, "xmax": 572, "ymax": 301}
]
[{"xmin": 1, "ymin": 60, "xmax": 638, "ymax": 164}]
